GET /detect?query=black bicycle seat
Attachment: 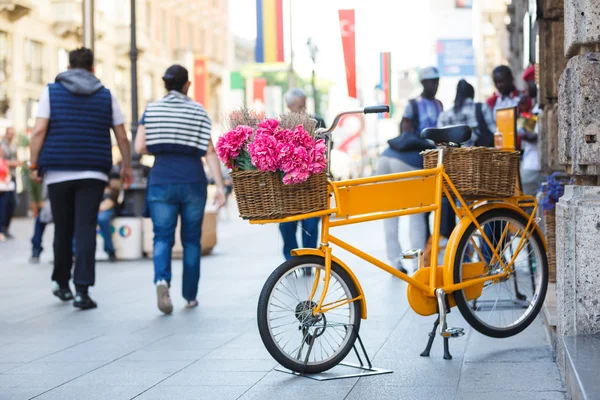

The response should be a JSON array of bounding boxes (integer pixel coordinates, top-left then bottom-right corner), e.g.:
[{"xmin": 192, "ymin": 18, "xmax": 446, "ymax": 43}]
[{"xmin": 420, "ymin": 125, "xmax": 472, "ymax": 145}]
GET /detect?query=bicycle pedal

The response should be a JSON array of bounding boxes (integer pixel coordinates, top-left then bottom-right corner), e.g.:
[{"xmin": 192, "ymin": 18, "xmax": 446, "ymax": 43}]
[
  {"xmin": 402, "ymin": 249, "xmax": 423, "ymax": 260},
  {"xmin": 441, "ymin": 327, "xmax": 465, "ymax": 338}
]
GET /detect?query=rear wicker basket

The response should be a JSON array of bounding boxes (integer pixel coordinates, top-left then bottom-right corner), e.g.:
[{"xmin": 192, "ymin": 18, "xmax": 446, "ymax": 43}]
[
  {"xmin": 230, "ymin": 171, "xmax": 328, "ymax": 220},
  {"xmin": 423, "ymin": 147, "xmax": 520, "ymax": 198},
  {"xmin": 545, "ymin": 210, "xmax": 557, "ymax": 283}
]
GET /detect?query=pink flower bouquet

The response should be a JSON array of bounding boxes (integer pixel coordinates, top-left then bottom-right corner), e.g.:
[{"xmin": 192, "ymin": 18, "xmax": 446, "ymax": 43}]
[{"xmin": 216, "ymin": 117, "xmax": 328, "ymax": 185}]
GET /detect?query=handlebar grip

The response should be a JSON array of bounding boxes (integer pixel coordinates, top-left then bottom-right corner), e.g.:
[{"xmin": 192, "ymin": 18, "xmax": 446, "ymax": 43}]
[{"xmin": 363, "ymin": 105, "xmax": 390, "ymax": 114}]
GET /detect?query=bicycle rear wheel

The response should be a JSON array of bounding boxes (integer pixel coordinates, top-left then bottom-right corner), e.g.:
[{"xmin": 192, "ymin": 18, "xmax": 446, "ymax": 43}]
[
  {"xmin": 453, "ymin": 209, "xmax": 548, "ymax": 338},
  {"xmin": 257, "ymin": 255, "xmax": 361, "ymax": 374}
]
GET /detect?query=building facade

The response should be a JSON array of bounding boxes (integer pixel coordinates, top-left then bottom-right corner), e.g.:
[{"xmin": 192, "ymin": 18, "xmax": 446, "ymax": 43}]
[{"xmin": 0, "ymin": 0, "xmax": 231, "ymax": 135}]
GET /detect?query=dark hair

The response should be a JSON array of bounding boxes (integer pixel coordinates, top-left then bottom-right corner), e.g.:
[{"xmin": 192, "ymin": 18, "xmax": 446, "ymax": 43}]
[
  {"xmin": 527, "ymin": 80, "xmax": 538, "ymax": 99},
  {"xmin": 162, "ymin": 65, "xmax": 189, "ymax": 92},
  {"xmin": 492, "ymin": 65, "xmax": 514, "ymax": 80},
  {"xmin": 69, "ymin": 48, "xmax": 94, "ymax": 71},
  {"xmin": 454, "ymin": 79, "xmax": 475, "ymax": 111}
]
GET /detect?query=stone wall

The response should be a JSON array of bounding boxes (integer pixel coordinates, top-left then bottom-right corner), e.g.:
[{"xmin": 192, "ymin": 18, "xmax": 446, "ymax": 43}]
[
  {"xmin": 538, "ymin": 1, "xmax": 567, "ymax": 172},
  {"xmin": 564, "ymin": 0, "xmax": 600, "ymax": 57},
  {"xmin": 556, "ymin": 0, "xmax": 600, "ymax": 379},
  {"xmin": 558, "ymin": 53, "xmax": 600, "ymax": 175}
]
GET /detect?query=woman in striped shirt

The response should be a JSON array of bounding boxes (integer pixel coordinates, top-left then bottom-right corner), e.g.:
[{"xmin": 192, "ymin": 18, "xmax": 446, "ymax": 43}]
[{"xmin": 135, "ymin": 65, "xmax": 226, "ymax": 315}]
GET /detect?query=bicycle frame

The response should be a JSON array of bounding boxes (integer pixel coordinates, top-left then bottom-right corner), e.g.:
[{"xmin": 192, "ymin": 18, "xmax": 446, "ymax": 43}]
[{"xmin": 250, "ymin": 150, "xmax": 545, "ymax": 318}]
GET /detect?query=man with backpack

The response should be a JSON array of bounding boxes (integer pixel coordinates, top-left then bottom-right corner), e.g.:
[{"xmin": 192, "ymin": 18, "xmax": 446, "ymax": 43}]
[{"xmin": 377, "ymin": 66, "xmax": 443, "ymax": 273}]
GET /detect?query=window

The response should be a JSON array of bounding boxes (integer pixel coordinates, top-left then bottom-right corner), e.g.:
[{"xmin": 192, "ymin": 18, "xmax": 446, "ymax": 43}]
[
  {"xmin": 25, "ymin": 39, "xmax": 43, "ymax": 84},
  {"xmin": 26, "ymin": 99, "xmax": 39, "ymax": 129},
  {"xmin": 175, "ymin": 16, "xmax": 181, "ymax": 45},
  {"xmin": 0, "ymin": 31, "xmax": 8, "ymax": 81},
  {"xmin": 145, "ymin": 0, "xmax": 152, "ymax": 36},
  {"xmin": 213, "ymin": 33, "xmax": 219, "ymax": 62},
  {"xmin": 199, "ymin": 28, "xmax": 205, "ymax": 53},
  {"xmin": 161, "ymin": 11, "xmax": 168, "ymax": 44},
  {"xmin": 115, "ymin": 67, "xmax": 127, "ymax": 103},
  {"xmin": 188, "ymin": 23, "xmax": 194, "ymax": 51},
  {"xmin": 142, "ymin": 73, "xmax": 153, "ymax": 105},
  {"xmin": 57, "ymin": 48, "xmax": 68, "ymax": 73},
  {"xmin": 95, "ymin": 61, "xmax": 104, "ymax": 81}
]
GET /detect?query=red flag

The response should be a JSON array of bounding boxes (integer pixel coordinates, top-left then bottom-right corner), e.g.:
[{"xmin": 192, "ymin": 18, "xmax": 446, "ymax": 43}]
[
  {"xmin": 252, "ymin": 78, "xmax": 267, "ymax": 115},
  {"xmin": 193, "ymin": 57, "xmax": 209, "ymax": 108},
  {"xmin": 380, "ymin": 52, "xmax": 392, "ymax": 118},
  {"xmin": 338, "ymin": 9, "xmax": 356, "ymax": 99}
]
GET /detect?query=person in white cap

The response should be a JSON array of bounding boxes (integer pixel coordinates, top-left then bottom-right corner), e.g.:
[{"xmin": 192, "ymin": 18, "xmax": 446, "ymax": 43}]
[{"xmin": 400, "ymin": 66, "xmax": 443, "ymax": 136}]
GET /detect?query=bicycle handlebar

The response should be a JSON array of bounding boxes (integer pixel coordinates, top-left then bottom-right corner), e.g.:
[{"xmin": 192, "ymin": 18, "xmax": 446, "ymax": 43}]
[
  {"xmin": 318, "ymin": 105, "xmax": 389, "ymax": 179},
  {"xmin": 317, "ymin": 105, "xmax": 390, "ymax": 137},
  {"xmin": 364, "ymin": 105, "xmax": 390, "ymax": 114}
]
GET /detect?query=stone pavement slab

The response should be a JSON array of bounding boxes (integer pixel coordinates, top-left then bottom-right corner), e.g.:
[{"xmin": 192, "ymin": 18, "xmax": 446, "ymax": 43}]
[{"xmin": 0, "ymin": 216, "xmax": 566, "ymax": 399}]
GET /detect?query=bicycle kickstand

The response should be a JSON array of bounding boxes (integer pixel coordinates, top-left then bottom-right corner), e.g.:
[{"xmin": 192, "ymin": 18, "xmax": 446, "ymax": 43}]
[
  {"xmin": 421, "ymin": 289, "xmax": 465, "ymax": 360},
  {"xmin": 420, "ymin": 316, "xmax": 440, "ymax": 357}
]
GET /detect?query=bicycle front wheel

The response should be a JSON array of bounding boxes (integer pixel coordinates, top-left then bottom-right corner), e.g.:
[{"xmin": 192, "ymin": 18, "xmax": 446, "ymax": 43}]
[
  {"xmin": 257, "ymin": 255, "xmax": 361, "ymax": 374},
  {"xmin": 453, "ymin": 209, "xmax": 548, "ymax": 338}
]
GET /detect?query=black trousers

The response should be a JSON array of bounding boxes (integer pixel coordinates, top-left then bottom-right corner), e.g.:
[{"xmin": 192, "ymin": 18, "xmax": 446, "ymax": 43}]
[
  {"xmin": 48, "ymin": 179, "xmax": 105, "ymax": 288},
  {"xmin": 3, "ymin": 177, "xmax": 16, "ymax": 231}
]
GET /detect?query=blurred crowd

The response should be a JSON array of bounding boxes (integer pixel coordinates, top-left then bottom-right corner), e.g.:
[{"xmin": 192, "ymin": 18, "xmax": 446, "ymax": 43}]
[
  {"xmin": 0, "ymin": 43, "xmax": 542, "ymax": 315},
  {"xmin": 380, "ymin": 63, "xmax": 541, "ymax": 273}
]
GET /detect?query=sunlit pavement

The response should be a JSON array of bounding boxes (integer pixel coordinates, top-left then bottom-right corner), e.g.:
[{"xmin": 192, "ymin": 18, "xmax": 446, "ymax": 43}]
[{"xmin": 0, "ymin": 211, "xmax": 565, "ymax": 400}]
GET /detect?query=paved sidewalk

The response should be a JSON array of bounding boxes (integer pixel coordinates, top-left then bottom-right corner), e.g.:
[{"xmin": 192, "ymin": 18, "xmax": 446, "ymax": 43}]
[{"xmin": 0, "ymin": 215, "xmax": 565, "ymax": 400}]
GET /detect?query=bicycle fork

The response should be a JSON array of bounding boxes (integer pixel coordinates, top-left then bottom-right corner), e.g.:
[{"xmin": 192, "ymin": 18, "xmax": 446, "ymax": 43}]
[{"xmin": 420, "ymin": 289, "xmax": 465, "ymax": 360}]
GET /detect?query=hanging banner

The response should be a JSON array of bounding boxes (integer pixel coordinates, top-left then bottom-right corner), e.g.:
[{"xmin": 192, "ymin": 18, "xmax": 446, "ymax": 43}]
[
  {"xmin": 338, "ymin": 9, "xmax": 356, "ymax": 99},
  {"xmin": 436, "ymin": 39, "xmax": 475, "ymax": 76},
  {"xmin": 255, "ymin": 0, "xmax": 285, "ymax": 63},
  {"xmin": 249, "ymin": 77, "xmax": 267, "ymax": 115},
  {"xmin": 193, "ymin": 56, "xmax": 209, "ymax": 109},
  {"xmin": 379, "ymin": 52, "xmax": 392, "ymax": 118}
]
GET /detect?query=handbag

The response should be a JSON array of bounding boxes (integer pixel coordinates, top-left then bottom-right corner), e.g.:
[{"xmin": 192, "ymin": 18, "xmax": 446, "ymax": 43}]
[
  {"xmin": 39, "ymin": 200, "xmax": 53, "ymax": 224},
  {"xmin": 387, "ymin": 98, "xmax": 437, "ymax": 153},
  {"xmin": 0, "ymin": 180, "xmax": 15, "ymax": 192},
  {"xmin": 388, "ymin": 132, "xmax": 436, "ymax": 152}
]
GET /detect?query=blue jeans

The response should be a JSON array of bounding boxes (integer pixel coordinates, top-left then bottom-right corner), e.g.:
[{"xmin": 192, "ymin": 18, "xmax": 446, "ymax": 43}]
[
  {"xmin": 279, "ymin": 217, "xmax": 319, "ymax": 260},
  {"xmin": 98, "ymin": 209, "xmax": 115, "ymax": 254},
  {"xmin": 31, "ymin": 215, "xmax": 47, "ymax": 252},
  {"xmin": 148, "ymin": 183, "xmax": 207, "ymax": 301}
]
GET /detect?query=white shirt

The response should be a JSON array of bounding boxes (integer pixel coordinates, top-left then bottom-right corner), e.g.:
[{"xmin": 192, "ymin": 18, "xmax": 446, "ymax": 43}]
[
  {"xmin": 521, "ymin": 104, "xmax": 541, "ymax": 171},
  {"xmin": 36, "ymin": 86, "xmax": 125, "ymax": 185}
]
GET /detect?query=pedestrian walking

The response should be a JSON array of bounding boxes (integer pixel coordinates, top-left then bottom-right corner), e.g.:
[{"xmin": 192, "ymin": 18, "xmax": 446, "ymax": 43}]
[
  {"xmin": 487, "ymin": 65, "xmax": 531, "ymax": 120},
  {"xmin": 96, "ymin": 174, "xmax": 120, "ymax": 263},
  {"xmin": 278, "ymin": 88, "xmax": 325, "ymax": 261},
  {"xmin": 30, "ymin": 182, "xmax": 52, "ymax": 263},
  {"xmin": 1, "ymin": 127, "xmax": 23, "ymax": 238},
  {"xmin": 379, "ymin": 66, "xmax": 443, "ymax": 273},
  {"xmin": 518, "ymin": 65, "xmax": 544, "ymax": 196},
  {"xmin": 0, "ymin": 144, "xmax": 15, "ymax": 242},
  {"xmin": 134, "ymin": 64, "xmax": 226, "ymax": 314},
  {"xmin": 437, "ymin": 79, "xmax": 496, "ymax": 147},
  {"xmin": 28, "ymin": 47, "xmax": 133, "ymax": 309}
]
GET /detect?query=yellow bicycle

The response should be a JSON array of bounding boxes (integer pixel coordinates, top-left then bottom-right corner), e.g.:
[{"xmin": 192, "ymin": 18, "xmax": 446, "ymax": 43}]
[{"xmin": 253, "ymin": 106, "xmax": 548, "ymax": 374}]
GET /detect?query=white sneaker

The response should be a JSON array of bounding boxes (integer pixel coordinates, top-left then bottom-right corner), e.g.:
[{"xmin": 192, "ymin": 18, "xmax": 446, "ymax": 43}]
[
  {"xmin": 156, "ymin": 280, "xmax": 173, "ymax": 315},
  {"xmin": 185, "ymin": 299, "xmax": 198, "ymax": 309}
]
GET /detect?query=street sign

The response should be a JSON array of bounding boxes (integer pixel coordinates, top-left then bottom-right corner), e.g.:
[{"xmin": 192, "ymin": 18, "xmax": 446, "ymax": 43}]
[{"xmin": 436, "ymin": 39, "xmax": 475, "ymax": 77}]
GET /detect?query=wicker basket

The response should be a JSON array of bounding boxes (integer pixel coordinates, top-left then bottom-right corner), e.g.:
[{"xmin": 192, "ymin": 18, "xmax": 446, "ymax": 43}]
[
  {"xmin": 423, "ymin": 147, "xmax": 520, "ymax": 198},
  {"xmin": 545, "ymin": 210, "xmax": 557, "ymax": 283},
  {"xmin": 230, "ymin": 171, "xmax": 328, "ymax": 220}
]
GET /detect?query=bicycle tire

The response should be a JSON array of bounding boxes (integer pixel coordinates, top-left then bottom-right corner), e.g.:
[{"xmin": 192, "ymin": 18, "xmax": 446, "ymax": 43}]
[
  {"xmin": 257, "ymin": 255, "xmax": 361, "ymax": 374},
  {"xmin": 453, "ymin": 208, "xmax": 548, "ymax": 338}
]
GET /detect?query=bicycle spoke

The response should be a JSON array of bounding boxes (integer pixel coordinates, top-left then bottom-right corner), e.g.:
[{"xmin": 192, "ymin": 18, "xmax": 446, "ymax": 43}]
[
  {"xmin": 457, "ymin": 215, "xmax": 545, "ymax": 331},
  {"xmin": 265, "ymin": 263, "xmax": 357, "ymax": 368}
]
